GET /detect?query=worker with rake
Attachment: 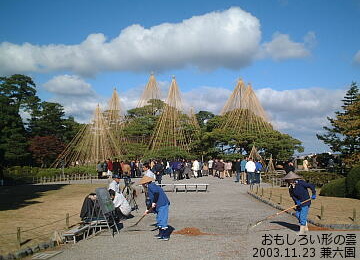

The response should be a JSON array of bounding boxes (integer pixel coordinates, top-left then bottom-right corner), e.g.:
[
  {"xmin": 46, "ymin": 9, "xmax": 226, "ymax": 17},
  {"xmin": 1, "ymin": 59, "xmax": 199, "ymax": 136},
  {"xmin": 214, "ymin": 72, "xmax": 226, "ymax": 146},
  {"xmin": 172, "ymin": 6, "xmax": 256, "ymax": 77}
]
[
  {"xmin": 139, "ymin": 175, "xmax": 171, "ymax": 241},
  {"xmin": 283, "ymin": 171, "xmax": 316, "ymax": 235}
]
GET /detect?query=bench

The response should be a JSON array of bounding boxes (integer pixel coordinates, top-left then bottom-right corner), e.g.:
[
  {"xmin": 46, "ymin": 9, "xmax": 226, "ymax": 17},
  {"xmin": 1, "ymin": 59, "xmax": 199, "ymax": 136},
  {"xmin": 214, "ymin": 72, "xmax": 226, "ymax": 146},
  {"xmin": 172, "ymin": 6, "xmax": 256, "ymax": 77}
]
[
  {"xmin": 173, "ymin": 183, "xmax": 209, "ymax": 192},
  {"xmin": 63, "ymin": 224, "xmax": 90, "ymax": 244},
  {"xmin": 140, "ymin": 183, "xmax": 209, "ymax": 192}
]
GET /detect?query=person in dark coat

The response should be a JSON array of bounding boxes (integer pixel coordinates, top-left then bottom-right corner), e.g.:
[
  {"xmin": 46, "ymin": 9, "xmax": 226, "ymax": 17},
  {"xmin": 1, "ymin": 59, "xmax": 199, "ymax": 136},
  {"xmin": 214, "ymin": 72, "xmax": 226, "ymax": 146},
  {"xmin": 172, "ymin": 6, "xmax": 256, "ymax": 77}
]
[
  {"xmin": 140, "ymin": 176, "xmax": 171, "ymax": 241},
  {"xmin": 283, "ymin": 171, "xmax": 316, "ymax": 234},
  {"xmin": 284, "ymin": 161, "xmax": 295, "ymax": 174},
  {"xmin": 80, "ymin": 193, "xmax": 99, "ymax": 222}
]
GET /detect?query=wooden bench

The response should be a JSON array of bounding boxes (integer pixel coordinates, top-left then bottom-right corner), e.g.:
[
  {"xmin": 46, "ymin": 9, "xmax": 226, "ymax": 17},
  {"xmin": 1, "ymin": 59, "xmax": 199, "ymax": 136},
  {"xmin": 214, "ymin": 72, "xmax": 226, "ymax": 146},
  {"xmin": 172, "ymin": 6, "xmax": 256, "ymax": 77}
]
[
  {"xmin": 63, "ymin": 224, "xmax": 90, "ymax": 244},
  {"xmin": 173, "ymin": 183, "xmax": 209, "ymax": 192},
  {"xmin": 141, "ymin": 183, "xmax": 209, "ymax": 192}
]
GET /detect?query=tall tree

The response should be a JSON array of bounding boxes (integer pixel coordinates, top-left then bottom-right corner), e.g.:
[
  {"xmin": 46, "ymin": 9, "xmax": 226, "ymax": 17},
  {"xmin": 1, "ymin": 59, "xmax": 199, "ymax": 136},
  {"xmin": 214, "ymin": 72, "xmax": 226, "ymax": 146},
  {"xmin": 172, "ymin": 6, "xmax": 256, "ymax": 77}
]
[
  {"xmin": 317, "ymin": 82, "xmax": 360, "ymax": 165},
  {"xmin": 28, "ymin": 101, "xmax": 66, "ymax": 139},
  {"xmin": 0, "ymin": 75, "xmax": 39, "ymax": 166}
]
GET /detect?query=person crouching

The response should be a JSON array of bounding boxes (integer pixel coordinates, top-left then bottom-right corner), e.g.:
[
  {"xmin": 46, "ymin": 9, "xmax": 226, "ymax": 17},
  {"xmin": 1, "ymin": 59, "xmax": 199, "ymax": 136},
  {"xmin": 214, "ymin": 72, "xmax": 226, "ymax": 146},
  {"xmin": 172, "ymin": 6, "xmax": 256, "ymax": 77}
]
[
  {"xmin": 139, "ymin": 175, "xmax": 171, "ymax": 241},
  {"xmin": 108, "ymin": 189, "xmax": 131, "ymax": 221}
]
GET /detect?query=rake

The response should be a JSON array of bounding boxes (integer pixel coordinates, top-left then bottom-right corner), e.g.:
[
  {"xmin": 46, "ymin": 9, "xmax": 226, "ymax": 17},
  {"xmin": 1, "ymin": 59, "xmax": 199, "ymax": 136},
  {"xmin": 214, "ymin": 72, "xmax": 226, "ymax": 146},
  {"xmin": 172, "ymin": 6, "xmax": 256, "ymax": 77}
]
[{"xmin": 248, "ymin": 198, "xmax": 311, "ymax": 230}]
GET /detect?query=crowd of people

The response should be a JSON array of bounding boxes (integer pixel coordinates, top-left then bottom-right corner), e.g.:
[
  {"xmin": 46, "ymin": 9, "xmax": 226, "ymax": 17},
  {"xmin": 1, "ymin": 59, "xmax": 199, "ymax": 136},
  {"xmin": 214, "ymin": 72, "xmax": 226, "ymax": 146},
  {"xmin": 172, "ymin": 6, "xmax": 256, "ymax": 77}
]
[
  {"xmin": 82, "ymin": 156, "xmax": 318, "ymax": 239},
  {"xmin": 96, "ymin": 157, "xmax": 267, "ymax": 186}
]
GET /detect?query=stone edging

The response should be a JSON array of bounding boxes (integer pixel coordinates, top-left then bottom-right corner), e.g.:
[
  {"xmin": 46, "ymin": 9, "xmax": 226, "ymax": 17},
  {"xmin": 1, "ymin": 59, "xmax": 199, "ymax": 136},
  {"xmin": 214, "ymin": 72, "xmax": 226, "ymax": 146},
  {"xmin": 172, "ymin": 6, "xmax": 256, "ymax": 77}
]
[
  {"xmin": 0, "ymin": 240, "xmax": 56, "ymax": 260},
  {"xmin": 247, "ymin": 191, "xmax": 360, "ymax": 230}
]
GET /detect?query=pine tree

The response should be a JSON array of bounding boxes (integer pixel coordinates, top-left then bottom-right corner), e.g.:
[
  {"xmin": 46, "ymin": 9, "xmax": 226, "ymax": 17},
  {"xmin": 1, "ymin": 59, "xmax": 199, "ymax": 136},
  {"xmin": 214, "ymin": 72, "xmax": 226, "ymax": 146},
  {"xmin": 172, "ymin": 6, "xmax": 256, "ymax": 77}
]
[{"xmin": 317, "ymin": 82, "xmax": 360, "ymax": 165}]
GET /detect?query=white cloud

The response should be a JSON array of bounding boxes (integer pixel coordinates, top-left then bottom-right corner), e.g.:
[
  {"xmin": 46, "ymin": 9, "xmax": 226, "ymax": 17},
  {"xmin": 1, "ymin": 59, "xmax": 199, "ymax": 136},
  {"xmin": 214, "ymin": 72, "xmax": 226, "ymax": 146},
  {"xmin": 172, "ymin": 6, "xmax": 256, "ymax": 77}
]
[
  {"xmin": 43, "ymin": 75, "xmax": 94, "ymax": 95},
  {"xmin": 0, "ymin": 7, "xmax": 312, "ymax": 76},
  {"xmin": 354, "ymin": 50, "xmax": 360, "ymax": 64},
  {"xmin": 0, "ymin": 7, "xmax": 261, "ymax": 75},
  {"xmin": 42, "ymin": 75, "xmax": 106, "ymax": 123},
  {"xmin": 260, "ymin": 32, "xmax": 315, "ymax": 60}
]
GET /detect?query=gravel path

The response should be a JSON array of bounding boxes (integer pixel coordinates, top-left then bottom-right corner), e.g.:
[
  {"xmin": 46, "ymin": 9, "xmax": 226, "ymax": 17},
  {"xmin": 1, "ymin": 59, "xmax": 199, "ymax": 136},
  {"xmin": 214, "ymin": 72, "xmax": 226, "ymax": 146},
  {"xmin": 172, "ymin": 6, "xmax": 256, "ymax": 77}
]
[{"xmin": 52, "ymin": 175, "xmax": 300, "ymax": 260}]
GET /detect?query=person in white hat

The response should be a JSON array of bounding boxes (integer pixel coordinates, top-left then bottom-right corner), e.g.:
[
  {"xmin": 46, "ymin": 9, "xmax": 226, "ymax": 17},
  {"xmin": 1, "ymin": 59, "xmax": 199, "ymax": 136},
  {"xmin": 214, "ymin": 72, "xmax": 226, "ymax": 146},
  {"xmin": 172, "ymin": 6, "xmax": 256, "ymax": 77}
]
[
  {"xmin": 139, "ymin": 175, "xmax": 171, "ymax": 241},
  {"xmin": 283, "ymin": 171, "xmax": 316, "ymax": 235}
]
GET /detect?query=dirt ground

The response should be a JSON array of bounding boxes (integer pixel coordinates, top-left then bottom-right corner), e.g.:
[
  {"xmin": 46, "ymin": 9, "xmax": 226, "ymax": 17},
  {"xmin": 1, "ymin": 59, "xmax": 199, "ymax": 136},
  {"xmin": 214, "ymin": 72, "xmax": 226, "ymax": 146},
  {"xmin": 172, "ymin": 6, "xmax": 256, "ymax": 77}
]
[
  {"xmin": 0, "ymin": 182, "xmax": 107, "ymax": 255},
  {"xmin": 250, "ymin": 186, "xmax": 360, "ymax": 226},
  {"xmin": 1, "ymin": 178, "xmax": 360, "ymax": 258}
]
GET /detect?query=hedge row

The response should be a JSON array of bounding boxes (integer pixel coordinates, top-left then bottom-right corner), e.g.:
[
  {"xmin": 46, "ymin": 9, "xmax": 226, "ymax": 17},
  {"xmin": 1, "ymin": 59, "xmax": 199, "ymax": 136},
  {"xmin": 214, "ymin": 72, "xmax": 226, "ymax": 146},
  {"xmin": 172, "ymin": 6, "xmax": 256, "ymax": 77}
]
[
  {"xmin": 3, "ymin": 165, "xmax": 96, "ymax": 183},
  {"xmin": 296, "ymin": 171, "xmax": 342, "ymax": 187},
  {"xmin": 320, "ymin": 166, "xmax": 360, "ymax": 199}
]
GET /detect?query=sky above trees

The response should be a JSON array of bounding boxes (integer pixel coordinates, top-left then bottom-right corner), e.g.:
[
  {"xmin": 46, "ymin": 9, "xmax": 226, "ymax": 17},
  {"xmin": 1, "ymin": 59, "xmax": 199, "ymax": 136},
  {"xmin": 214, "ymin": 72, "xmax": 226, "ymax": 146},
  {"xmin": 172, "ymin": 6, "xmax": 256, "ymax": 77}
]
[{"xmin": 0, "ymin": 0, "xmax": 359, "ymax": 154}]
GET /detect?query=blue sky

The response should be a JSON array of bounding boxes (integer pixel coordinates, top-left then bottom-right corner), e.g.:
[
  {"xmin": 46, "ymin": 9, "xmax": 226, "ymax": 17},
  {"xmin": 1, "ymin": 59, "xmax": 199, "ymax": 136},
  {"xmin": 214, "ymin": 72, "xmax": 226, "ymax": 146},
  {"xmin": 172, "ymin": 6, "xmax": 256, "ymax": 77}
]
[{"xmin": 1, "ymin": 0, "xmax": 359, "ymax": 154}]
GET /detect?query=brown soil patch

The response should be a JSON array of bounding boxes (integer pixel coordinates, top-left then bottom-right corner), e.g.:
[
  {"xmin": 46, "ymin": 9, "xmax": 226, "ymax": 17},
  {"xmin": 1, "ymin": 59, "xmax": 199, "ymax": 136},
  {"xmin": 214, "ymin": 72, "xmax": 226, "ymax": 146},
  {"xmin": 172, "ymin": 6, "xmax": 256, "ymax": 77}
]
[
  {"xmin": 173, "ymin": 227, "xmax": 212, "ymax": 236},
  {"xmin": 308, "ymin": 224, "xmax": 332, "ymax": 231}
]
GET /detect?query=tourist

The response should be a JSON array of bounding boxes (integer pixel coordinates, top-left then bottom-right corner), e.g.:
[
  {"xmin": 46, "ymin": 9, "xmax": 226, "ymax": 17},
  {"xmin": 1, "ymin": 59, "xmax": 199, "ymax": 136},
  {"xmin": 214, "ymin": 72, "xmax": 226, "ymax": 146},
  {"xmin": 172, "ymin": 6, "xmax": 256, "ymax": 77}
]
[
  {"xmin": 106, "ymin": 158, "xmax": 113, "ymax": 178},
  {"xmin": 183, "ymin": 160, "xmax": 192, "ymax": 179},
  {"xmin": 245, "ymin": 158, "xmax": 256, "ymax": 186},
  {"xmin": 284, "ymin": 161, "xmax": 295, "ymax": 174},
  {"xmin": 218, "ymin": 159, "xmax": 225, "ymax": 179},
  {"xmin": 108, "ymin": 189, "xmax": 131, "ymax": 221},
  {"xmin": 240, "ymin": 157, "xmax": 247, "ymax": 184},
  {"xmin": 80, "ymin": 193, "xmax": 98, "ymax": 222},
  {"xmin": 140, "ymin": 175, "xmax": 171, "ymax": 241},
  {"xmin": 224, "ymin": 160, "xmax": 232, "ymax": 178},
  {"xmin": 143, "ymin": 162, "xmax": 156, "ymax": 179},
  {"xmin": 208, "ymin": 158, "xmax": 214, "ymax": 176},
  {"xmin": 108, "ymin": 174, "xmax": 121, "ymax": 193},
  {"xmin": 171, "ymin": 159, "xmax": 183, "ymax": 181},
  {"xmin": 234, "ymin": 158, "xmax": 241, "ymax": 183},
  {"xmin": 153, "ymin": 160, "xmax": 164, "ymax": 184},
  {"xmin": 255, "ymin": 159, "xmax": 263, "ymax": 185},
  {"xmin": 96, "ymin": 161, "xmax": 103, "ymax": 179},
  {"xmin": 302, "ymin": 157, "xmax": 309, "ymax": 171},
  {"xmin": 192, "ymin": 159, "xmax": 200, "ymax": 178},
  {"xmin": 112, "ymin": 158, "xmax": 122, "ymax": 178},
  {"xmin": 283, "ymin": 171, "xmax": 316, "ymax": 235}
]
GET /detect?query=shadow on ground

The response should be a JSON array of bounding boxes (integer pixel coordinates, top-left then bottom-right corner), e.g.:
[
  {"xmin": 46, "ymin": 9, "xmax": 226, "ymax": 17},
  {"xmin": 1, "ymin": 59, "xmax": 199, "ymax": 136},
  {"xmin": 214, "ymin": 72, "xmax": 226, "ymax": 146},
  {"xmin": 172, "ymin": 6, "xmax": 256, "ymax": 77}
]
[
  {"xmin": 0, "ymin": 184, "xmax": 67, "ymax": 211},
  {"xmin": 270, "ymin": 221, "xmax": 299, "ymax": 231}
]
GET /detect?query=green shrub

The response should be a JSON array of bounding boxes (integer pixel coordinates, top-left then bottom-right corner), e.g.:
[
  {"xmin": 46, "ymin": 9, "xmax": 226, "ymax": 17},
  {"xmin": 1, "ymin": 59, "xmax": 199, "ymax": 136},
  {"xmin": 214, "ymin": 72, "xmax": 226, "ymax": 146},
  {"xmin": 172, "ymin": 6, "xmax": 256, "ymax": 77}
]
[
  {"xmin": 297, "ymin": 171, "xmax": 342, "ymax": 187},
  {"xmin": 320, "ymin": 178, "xmax": 346, "ymax": 197},
  {"xmin": 355, "ymin": 180, "xmax": 360, "ymax": 199},
  {"xmin": 345, "ymin": 166, "xmax": 360, "ymax": 198}
]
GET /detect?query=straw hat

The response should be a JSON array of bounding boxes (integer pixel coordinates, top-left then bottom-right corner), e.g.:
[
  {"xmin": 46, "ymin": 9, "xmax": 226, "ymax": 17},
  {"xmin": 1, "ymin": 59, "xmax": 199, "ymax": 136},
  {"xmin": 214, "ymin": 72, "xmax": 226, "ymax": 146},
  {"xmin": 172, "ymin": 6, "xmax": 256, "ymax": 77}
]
[
  {"xmin": 282, "ymin": 171, "xmax": 302, "ymax": 180},
  {"xmin": 139, "ymin": 175, "xmax": 155, "ymax": 185}
]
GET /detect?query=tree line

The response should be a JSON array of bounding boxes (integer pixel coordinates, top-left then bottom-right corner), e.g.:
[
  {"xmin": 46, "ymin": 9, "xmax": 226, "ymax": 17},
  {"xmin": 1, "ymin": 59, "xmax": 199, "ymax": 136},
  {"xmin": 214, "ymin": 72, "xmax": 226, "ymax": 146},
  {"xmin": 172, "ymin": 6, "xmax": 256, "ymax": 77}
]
[{"xmin": 1, "ymin": 74, "xmax": 358, "ymax": 172}]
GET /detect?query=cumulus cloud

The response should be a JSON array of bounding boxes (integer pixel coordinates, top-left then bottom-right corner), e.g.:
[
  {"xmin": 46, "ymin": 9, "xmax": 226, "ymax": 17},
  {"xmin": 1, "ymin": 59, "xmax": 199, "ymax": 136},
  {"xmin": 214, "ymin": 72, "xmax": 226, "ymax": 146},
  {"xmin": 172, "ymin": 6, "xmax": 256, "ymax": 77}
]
[
  {"xmin": 42, "ymin": 75, "xmax": 106, "ymax": 122},
  {"xmin": 43, "ymin": 75, "xmax": 95, "ymax": 95},
  {"xmin": 354, "ymin": 50, "xmax": 360, "ymax": 64},
  {"xmin": 0, "ymin": 7, "xmax": 313, "ymax": 76},
  {"xmin": 260, "ymin": 32, "xmax": 315, "ymax": 60},
  {"xmin": 0, "ymin": 7, "xmax": 261, "ymax": 75}
]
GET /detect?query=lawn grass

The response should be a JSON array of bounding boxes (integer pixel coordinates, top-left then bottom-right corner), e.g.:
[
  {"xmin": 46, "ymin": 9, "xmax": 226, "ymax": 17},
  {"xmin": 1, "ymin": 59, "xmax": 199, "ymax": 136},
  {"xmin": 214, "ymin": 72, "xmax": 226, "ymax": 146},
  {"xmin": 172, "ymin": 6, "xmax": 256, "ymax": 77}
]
[
  {"xmin": 0, "ymin": 183, "xmax": 107, "ymax": 255},
  {"xmin": 249, "ymin": 186, "xmax": 360, "ymax": 226}
]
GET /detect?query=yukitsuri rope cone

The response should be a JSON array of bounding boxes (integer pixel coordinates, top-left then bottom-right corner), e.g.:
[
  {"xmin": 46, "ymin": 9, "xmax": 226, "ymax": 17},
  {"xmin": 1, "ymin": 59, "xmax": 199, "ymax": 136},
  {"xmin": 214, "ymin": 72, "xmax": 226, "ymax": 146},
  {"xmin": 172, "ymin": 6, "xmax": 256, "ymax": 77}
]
[
  {"xmin": 148, "ymin": 76, "xmax": 197, "ymax": 155},
  {"xmin": 105, "ymin": 88, "xmax": 129, "ymax": 149},
  {"xmin": 104, "ymin": 88, "xmax": 124, "ymax": 131},
  {"xmin": 249, "ymin": 145, "xmax": 263, "ymax": 162},
  {"xmin": 266, "ymin": 154, "xmax": 276, "ymax": 174},
  {"xmin": 52, "ymin": 105, "xmax": 123, "ymax": 167},
  {"xmin": 137, "ymin": 73, "xmax": 162, "ymax": 109},
  {"xmin": 220, "ymin": 79, "xmax": 273, "ymax": 134}
]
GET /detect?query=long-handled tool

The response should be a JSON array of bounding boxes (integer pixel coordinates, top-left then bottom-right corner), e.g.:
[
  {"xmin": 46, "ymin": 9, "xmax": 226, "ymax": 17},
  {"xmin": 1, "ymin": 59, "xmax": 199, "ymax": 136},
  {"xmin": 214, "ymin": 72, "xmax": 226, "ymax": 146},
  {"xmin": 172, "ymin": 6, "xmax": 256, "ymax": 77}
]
[
  {"xmin": 129, "ymin": 212, "xmax": 148, "ymax": 228},
  {"xmin": 248, "ymin": 198, "xmax": 311, "ymax": 230},
  {"xmin": 125, "ymin": 207, "xmax": 154, "ymax": 231}
]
